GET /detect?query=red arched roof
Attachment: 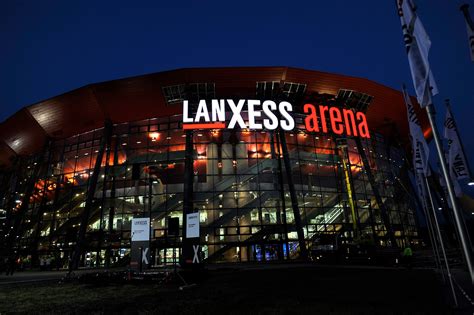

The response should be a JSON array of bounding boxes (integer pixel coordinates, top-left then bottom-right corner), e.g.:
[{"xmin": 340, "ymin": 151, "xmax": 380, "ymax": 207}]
[{"xmin": 0, "ymin": 67, "xmax": 430, "ymax": 168}]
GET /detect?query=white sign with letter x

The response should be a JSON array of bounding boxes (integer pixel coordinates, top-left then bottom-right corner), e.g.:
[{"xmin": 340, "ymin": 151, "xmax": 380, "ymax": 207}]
[{"xmin": 193, "ymin": 245, "xmax": 200, "ymax": 263}]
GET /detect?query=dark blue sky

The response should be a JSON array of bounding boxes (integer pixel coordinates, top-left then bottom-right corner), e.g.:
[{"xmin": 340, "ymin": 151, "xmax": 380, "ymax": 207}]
[{"xmin": 1, "ymin": 0, "xmax": 473, "ymax": 167}]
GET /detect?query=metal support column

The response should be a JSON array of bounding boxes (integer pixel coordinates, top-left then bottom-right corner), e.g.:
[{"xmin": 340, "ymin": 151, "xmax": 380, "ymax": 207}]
[
  {"xmin": 277, "ymin": 129, "xmax": 308, "ymax": 259},
  {"xmin": 105, "ymin": 137, "xmax": 119, "ymax": 268},
  {"xmin": 6, "ymin": 142, "xmax": 48, "ymax": 257},
  {"xmin": 69, "ymin": 120, "xmax": 112, "ymax": 272},
  {"xmin": 31, "ymin": 140, "xmax": 53, "ymax": 266},
  {"xmin": 96, "ymin": 131, "xmax": 112, "ymax": 267},
  {"xmin": 338, "ymin": 143, "xmax": 359, "ymax": 237},
  {"xmin": 270, "ymin": 131, "xmax": 287, "ymax": 260},
  {"xmin": 354, "ymin": 137, "xmax": 398, "ymax": 248},
  {"xmin": 275, "ymin": 132, "xmax": 290, "ymax": 259},
  {"xmin": 181, "ymin": 128, "xmax": 195, "ymax": 266}
]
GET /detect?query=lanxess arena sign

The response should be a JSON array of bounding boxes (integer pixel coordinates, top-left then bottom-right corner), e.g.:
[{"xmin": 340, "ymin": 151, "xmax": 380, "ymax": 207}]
[{"xmin": 182, "ymin": 99, "xmax": 370, "ymax": 139}]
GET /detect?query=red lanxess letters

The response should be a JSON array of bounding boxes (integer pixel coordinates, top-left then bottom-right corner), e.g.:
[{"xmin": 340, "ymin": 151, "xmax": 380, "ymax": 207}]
[{"xmin": 303, "ymin": 104, "xmax": 370, "ymax": 139}]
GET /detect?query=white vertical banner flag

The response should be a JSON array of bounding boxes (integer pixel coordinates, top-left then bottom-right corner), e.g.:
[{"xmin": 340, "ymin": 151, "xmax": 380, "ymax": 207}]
[
  {"xmin": 439, "ymin": 164, "xmax": 463, "ymax": 200},
  {"xmin": 397, "ymin": 0, "xmax": 438, "ymax": 107},
  {"xmin": 460, "ymin": 4, "xmax": 474, "ymax": 62},
  {"xmin": 416, "ymin": 172, "xmax": 430, "ymax": 212},
  {"xmin": 402, "ymin": 85, "xmax": 433, "ymax": 223},
  {"xmin": 402, "ymin": 86, "xmax": 430, "ymax": 176},
  {"xmin": 444, "ymin": 106, "xmax": 470, "ymax": 181}
]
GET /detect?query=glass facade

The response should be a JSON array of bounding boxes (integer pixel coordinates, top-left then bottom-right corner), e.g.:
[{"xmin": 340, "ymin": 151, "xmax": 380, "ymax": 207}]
[{"xmin": 0, "ymin": 109, "xmax": 419, "ymax": 267}]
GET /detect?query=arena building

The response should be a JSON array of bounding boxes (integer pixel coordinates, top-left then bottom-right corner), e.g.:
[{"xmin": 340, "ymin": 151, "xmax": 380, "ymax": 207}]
[{"xmin": 0, "ymin": 67, "xmax": 430, "ymax": 268}]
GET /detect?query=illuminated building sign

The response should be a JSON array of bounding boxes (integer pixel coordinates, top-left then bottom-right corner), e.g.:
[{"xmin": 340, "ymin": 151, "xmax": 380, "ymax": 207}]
[
  {"xmin": 182, "ymin": 99, "xmax": 370, "ymax": 139},
  {"xmin": 303, "ymin": 104, "xmax": 370, "ymax": 138}
]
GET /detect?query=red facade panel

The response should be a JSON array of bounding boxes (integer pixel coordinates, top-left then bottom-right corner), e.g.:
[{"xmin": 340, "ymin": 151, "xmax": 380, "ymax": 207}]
[
  {"xmin": 92, "ymin": 72, "xmax": 180, "ymax": 124},
  {"xmin": 0, "ymin": 108, "xmax": 47, "ymax": 156},
  {"xmin": 28, "ymin": 86, "xmax": 105, "ymax": 139}
]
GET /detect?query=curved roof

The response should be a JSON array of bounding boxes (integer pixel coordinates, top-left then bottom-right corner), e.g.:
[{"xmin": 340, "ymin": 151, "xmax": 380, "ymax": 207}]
[{"xmin": 0, "ymin": 67, "xmax": 430, "ymax": 168}]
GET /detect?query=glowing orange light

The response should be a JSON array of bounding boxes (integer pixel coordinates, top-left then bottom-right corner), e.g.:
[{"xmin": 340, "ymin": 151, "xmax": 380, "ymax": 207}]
[{"xmin": 149, "ymin": 132, "xmax": 160, "ymax": 141}]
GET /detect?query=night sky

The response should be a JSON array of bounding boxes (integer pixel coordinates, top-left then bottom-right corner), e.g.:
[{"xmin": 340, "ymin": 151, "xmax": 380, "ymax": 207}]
[{"xmin": 1, "ymin": 0, "xmax": 473, "ymax": 170}]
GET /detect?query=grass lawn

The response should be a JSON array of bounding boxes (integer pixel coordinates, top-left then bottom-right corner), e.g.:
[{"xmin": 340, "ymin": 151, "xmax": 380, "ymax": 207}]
[{"xmin": 0, "ymin": 266, "xmax": 453, "ymax": 314}]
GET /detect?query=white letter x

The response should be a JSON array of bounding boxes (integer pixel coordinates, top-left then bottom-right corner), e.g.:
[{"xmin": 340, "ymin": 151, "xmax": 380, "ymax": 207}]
[{"xmin": 227, "ymin": 99, "xmax": 247, "ymax": 129}]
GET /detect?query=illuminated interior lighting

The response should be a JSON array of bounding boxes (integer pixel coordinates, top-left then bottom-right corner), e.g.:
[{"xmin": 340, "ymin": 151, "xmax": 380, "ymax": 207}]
[{"xmin": 149, "ymin": 132, "xmax": 160, "ymax": 141}]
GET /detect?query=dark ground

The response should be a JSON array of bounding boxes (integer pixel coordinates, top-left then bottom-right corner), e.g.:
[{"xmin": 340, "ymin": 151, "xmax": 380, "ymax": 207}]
[{"xmin": 0, "ymin": 264, "xmax": 470, "ymax": 314}]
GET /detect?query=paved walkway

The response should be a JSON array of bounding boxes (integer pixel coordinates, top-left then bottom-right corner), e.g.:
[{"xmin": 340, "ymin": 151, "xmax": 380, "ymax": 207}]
[{"xmin": 0, "ymin": 269, "xmax": 95, "ymax": 285}]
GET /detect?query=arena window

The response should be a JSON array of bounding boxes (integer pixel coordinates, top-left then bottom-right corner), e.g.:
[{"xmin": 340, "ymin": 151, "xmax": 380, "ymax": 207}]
[
  {"xmin": 256, "ymin": 81, "xmax": 280, "ymax": 99},
  {"xmin": 256, "ymin": 81, "xmax": 306, "ymax": 100},
  {"xmin": 163, "ymin": 83, "xmax": 215, "ymax": 104},
  {"xmin": 189, "ymin": 83, "xmax": 215, "ymax": 101},
  {"xmin": 337, "ymin": 89, "xmax": 374, "ymax": 112},
  {"xmin": 282, "ymin": 82, "xmax": 306, "ymax": 99},
  {"xmin": 162, "ymin": 84, "xmax": 186, "ymax": 104}
]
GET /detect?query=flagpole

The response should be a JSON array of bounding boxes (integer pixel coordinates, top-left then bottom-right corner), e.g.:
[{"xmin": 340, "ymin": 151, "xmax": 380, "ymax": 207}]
[
  {"xmin": 421, "ymin": 186, "xmax": 444, "ymax": 278},
  {"xmin": 425, "ymin": 103, "xmax": 474, "ymax": 284},
  {"xmin": 396, "ymin": 0, "xmax": 473, "ymax": 282},
  {"xmin": 444, "ymin": 99, "xmax": 474, "ymax": 185},
  {"xmin": 424, "ymin": 176, "xmax": 457, "ymax": 306},
  {"xmin": 400, "ymin": 84, "xmax": 444, "ymax": 274},
  {"xmin": 412, "ymin": 177, "xmax": 445, "ymax": 276}
]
